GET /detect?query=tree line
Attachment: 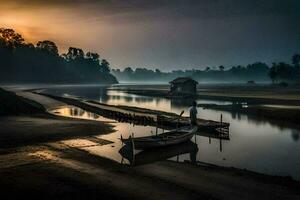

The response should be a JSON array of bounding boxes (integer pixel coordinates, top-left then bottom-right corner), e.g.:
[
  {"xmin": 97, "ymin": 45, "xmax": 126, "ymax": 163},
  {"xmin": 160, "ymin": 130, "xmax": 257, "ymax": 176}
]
[
  {"xmin": 0, "ymin": 28, "xmax": 117, "ymax": 84},
  {"xmin": 112, "ymin": 55, "xmax": 300, "ymax": 84},
  {"xmin": 269, "ymin": 54, "xmax": 300, "ymax": 84}
]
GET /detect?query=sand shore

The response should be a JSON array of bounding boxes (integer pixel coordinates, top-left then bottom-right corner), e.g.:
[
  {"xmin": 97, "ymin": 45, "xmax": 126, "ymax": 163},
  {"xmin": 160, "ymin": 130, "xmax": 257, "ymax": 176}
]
[
  {"xmin": 1, "ymin": 141, "xmax": 299, "ymax": 200},
  {"xmin": 0, "ymin": 88, "xmax": 299, "ymax": 200}
]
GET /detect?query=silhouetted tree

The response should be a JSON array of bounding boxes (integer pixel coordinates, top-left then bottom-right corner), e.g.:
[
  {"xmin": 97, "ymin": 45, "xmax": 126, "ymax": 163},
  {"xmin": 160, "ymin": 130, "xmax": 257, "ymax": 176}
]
[
  {"xmin": 292, "ymin": 54, "xmax": 300, "ymax": 67},
  {"xmin": 100, "ymin": 59, "xmax": 110, "ymax": 73},
  {"xmin": 0, "ymin": 27, "xmax": 118, "ymax": 84},
  {"xmin": 36, "ymin": 40, "xmax": 59, "ymax": 55},
  {"xmin": 269, "ymin": 59, "xmax": 300, "ymax": 83},
  {"xmin": 124, "ymin": 67, "xmax": 134, "ymax": 74},
  {"xmin": 269, "ymin": 64, "xmax": 278, "ymax": 84},
  {"xmin": 66, "ymin": 47, "xmax": 84, "ymax": 61},
  {"xmin": 86, "ymin": 52, "xmax": 100, "ymax": 63},
  {"xmin": 218, "ymin": 65, "xmax": 225, "ymax": 71},
  {"xmin": 0, "ymin": 28, "xmax": 24, "ymax": 48}
]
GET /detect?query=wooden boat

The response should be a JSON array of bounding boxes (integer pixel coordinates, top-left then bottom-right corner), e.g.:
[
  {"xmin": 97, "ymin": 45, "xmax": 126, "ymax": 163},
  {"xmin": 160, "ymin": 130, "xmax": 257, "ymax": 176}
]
[
  {"xmin": 119, "ymin": 140, "xmax": 198, "ymax": 166},
  {"xmin": 121, "ymin": 126, "xmax": 198, "ymax": 150}
]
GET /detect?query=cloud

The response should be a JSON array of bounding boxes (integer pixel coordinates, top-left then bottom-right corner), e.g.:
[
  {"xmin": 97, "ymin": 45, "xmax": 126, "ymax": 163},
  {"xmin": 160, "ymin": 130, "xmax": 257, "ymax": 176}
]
[
  {"xmin": 1, "ymin": 0, "xmax": 299, "ymax": 69},
  {"xmin": 2, "ymin": 0, "xmax": 299, "ymax": 18}
]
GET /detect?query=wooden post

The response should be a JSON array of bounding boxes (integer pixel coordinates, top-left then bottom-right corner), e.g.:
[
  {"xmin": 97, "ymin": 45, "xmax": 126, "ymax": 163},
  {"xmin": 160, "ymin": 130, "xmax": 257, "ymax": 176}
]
[
  {"xmin": 131, "ymin": 133, "xmax": 135, "ymax": 166},
  {"xmin": 156, "ymin": 115, "xmax": 159, "ymax": 136},
  {"xmin": 162, "ymin": 116, "xmax": 164, "ymax": 133},
  {"xmin": 220, "ymin": 114, "xmax": 223, "ymax": 126}
]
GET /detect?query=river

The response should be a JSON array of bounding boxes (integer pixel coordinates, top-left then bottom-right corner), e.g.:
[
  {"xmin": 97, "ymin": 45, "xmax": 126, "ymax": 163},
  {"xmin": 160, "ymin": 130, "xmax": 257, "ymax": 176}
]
[{"xmin": 42, "ymin": 84, "xmax": 300, "ymax": 180}]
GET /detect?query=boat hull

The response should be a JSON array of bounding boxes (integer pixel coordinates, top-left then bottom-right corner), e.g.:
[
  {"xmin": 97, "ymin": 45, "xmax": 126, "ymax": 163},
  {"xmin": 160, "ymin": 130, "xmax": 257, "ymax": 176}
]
[{"xmin": 122, "ymin": 126, "xmax": 197, "ymax": 150}]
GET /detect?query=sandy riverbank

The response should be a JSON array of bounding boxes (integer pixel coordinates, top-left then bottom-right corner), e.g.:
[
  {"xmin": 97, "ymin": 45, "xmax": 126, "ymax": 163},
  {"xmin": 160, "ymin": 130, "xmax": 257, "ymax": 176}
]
[
  {"xmin": 0, "ymin": 88, "xmax": 115, "ymax": 148},
  {"xmin": 0, "ymin": 88, "xmax": 300, "ymax": 199},
  {"xmin": 1, "ymin": 141, "xmax": 299, "ymax": 200},
  {"xmin": 0, "ymin": 115, "xmax": 114, "ymax": 148}
]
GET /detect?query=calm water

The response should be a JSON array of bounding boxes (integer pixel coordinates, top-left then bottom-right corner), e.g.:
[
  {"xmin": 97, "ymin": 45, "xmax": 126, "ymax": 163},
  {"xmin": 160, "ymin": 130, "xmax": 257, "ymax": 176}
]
[{"xmin": 43, "ymin": 85, "xmax": 300, "ymax": 180}]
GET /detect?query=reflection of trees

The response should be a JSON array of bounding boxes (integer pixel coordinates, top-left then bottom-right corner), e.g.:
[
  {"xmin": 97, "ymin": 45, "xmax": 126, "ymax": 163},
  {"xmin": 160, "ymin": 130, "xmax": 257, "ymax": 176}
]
[
  {"xmin": 231, "ymin": 111, "xmax": 243, "ymax": 121},
  {"xmin": 68, "ymin": 107, "xmax": 99, "ymax": 119},
  {"xmin": 205, "ymin": 106, "xmax": 296, "ymax": 130},
  {"xmin": 98, "ymin": 87, "xmax": 109, "ymax": 102},
  {"xmin": 291, "ymin": 130, "xmax": 300, "ymax": 142},
  {"xmin": 111, "ymin": 95, "xmax": 121, "ymax": 100},
  {"xmin": 70, "ymin": 107, "xmax": 84, "ymax": 116},
  {"xmin": 170, "ymin": 98, "xmax": 196, "ymax": 110},
  {"xmin": 123, "ymin": 96, "xmax": 134, "ymax": 102},
  {"xmin": 87, "ymin": 112, "xmax": 99, "ymax": 119},
  {"xmin": 135, "ymin": 97, "xmax": 154, "ymax": 103}
]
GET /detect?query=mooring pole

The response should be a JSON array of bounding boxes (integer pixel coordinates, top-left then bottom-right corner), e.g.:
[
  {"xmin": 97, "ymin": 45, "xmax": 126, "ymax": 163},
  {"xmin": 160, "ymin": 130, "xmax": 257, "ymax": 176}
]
[
  {"xmin": 220, "ymin": 114, "xmax": 223, "ymax": 126},
  {"xmin": 156, "ymin": 115, "xmax": 159, "ymax": 136},
  {"xmin": 162, "ymin": 116, "xmax": 164, "ymax": 133},
  {"xmin": 131, "ymin": 133, "xmax": 135, "ymax": 166}
]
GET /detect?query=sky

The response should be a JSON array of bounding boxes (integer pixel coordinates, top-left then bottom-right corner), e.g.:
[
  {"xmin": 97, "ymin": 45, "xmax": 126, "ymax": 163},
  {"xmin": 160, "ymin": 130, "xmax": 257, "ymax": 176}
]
[{"xmin": 0, "ymin": 0, "xmax": 299, "ymax": 70}]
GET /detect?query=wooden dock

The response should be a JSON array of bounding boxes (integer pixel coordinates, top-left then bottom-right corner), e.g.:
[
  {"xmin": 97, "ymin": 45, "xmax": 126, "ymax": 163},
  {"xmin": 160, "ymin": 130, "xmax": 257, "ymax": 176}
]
[{"xmin": 37, "ymin": 92, "xmax": 230, "ymax": 135}]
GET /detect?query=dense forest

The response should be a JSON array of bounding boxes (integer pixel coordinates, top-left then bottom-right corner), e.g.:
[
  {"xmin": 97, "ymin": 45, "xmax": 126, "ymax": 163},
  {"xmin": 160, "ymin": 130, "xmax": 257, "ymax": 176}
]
[
  {"xmin": 0, "ymin": 28, "xmax": 118, "ymax": 84},
  {"xmin": 112, "ymin": 55, "xmax": 300, "ymax": 84}
]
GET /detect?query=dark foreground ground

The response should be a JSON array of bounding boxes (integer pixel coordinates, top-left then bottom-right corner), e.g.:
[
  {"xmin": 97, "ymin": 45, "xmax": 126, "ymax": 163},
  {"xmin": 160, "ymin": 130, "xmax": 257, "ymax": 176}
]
[
  {"xmin": 0, "ymin": 87, "xmax": 300, "ymax": 200},
  {"xmin": 1, "ymin": 141, "xmax": 300, "ymax": 200}
]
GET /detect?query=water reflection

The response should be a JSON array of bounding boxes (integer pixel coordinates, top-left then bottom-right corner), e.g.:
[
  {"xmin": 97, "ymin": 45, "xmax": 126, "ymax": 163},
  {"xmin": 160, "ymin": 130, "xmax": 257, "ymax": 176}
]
[
  {"xmin": 119, "ymin": 141, "xmax": 198, "ymax": 166},
  {"xmin": 50, "ymin": 106, "xmax": 113, "ymax": 122},
  {"xmin": 49, "ymin": 106, "xmax": 218, "ymax": 166},
  {"xmin": 170, "ymin": 98, "xmax": 197, "ymax": 108},
  {"xmin": 291, "ymin": 130, "xmax": 300, "ymax": 142},
  {"xmin": 44, "ymin": 85, "xmax": 300, "ymax": 180}
]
